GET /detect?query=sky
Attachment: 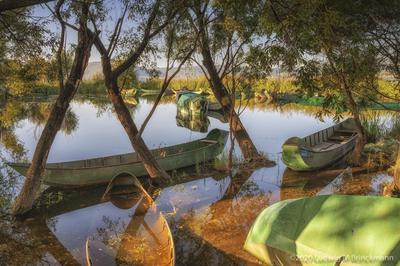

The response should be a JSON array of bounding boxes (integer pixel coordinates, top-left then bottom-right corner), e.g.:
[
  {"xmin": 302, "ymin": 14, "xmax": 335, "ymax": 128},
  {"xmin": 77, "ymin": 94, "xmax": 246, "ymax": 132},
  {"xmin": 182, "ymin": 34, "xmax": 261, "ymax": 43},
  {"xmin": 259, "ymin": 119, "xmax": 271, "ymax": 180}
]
[{"xmin": 32, "ymin": 1, "xmax": 168, "ymax": 66}]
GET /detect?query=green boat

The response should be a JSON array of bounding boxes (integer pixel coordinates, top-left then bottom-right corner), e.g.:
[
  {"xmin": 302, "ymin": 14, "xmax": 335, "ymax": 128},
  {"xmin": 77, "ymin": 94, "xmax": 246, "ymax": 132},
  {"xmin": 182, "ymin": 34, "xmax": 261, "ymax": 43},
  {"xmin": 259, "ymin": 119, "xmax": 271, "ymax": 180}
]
[
  {"xmin": 282, "ymin": 118, "xmax": 358, "ymax": 171},
  {"xmin": 244, "ymin": 195, "xmax": 400, "ymax": 266},
  {"xmin": 176, "ymin": 91, "xmax": 208, "ymax": 113},
  {"xmin": 7, "ymin": 129, "xmax": 228, "ymax": 187},
  {"xmin": 207, "ymin": 110, "xmax": 228, "ymax": 123},
  {"xmin": 176, "ymin": 110, "xmax": 210, "ymax": 132}
]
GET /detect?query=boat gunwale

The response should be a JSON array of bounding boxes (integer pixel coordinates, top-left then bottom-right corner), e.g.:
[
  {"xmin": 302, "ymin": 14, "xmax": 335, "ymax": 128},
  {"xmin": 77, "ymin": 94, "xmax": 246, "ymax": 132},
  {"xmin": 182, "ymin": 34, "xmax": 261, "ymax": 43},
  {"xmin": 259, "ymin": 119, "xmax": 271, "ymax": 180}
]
[{"xmin": 9, "ymin": 130, "xmax": 228, "ymax": 171}]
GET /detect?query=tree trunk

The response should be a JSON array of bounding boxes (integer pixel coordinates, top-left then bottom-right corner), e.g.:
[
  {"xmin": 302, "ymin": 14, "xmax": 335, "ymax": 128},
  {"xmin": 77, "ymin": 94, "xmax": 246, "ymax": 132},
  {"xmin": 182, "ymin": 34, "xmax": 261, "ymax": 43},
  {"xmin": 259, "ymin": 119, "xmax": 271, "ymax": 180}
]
[
  {"xmin": 0, "ymin": 0, "xmax": 55, "ymax": 12},
  {"xmin": 342, "ymin": 86, "xmax": 366, "ymax": 166},
  {"xmin": 393, "ymin": 147, "xmax": 400, "ymax": 190},
  {"xmin": 12, "ymin": 15, "xmax": 92, "ymax": 216},
  {"xmin": 101, "ymin": 57, "xmax": 170, "ymax": 181},
  {"xmin": 197, "ymin": 24, "xmax": 260, "ymax": 160}
]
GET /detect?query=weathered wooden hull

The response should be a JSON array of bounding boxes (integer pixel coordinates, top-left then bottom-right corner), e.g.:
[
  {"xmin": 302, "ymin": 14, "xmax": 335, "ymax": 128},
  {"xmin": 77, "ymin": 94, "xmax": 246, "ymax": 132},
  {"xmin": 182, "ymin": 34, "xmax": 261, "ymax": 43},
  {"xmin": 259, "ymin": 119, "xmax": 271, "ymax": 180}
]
[
  {"xmin": 282, "ymin": 136, "xmax": 356, "ymax": 171},
  {"xmin": 282, "ymin": 118, "xmax": 357, "ymax": 171},
  {"xmin": 8, "ymin": 129, "xmax": 228, "ymax": 187}
]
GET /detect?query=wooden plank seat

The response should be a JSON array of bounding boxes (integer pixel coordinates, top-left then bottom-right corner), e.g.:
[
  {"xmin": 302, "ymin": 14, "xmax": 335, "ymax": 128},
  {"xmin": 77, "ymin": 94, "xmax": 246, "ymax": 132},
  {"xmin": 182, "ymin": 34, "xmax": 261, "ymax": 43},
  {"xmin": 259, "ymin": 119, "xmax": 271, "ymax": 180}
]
[
  {"xmin": 335, "ymin": 129, "xmax": 357, "ymax": 135},
  {"xmin": 328, "ymin": 135, "xmax": 350, "ymax": 141},
  {"xmin": 311, "ymin": 142, "xmax": 341, "ymax": 152}
]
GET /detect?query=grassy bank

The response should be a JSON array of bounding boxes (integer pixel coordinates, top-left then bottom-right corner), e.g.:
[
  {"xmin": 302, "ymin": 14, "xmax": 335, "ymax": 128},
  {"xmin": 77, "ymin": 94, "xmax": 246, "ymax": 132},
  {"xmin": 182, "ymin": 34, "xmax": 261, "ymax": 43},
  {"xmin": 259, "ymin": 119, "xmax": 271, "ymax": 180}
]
[{"xmin": 362, "ymin": 111, "xmax": 400, "ymax": 170}]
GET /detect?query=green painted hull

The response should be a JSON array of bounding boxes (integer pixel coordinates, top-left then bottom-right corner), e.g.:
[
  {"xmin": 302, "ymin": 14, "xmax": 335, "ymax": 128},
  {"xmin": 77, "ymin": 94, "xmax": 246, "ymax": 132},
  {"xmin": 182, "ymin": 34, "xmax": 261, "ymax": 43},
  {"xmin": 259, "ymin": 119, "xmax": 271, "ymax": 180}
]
[
  {"xmin": 176, "ymin": 91, "xmax": 208, "ymax": 112},
  {"xmin": 244, "ymin": 195, "xmax": 400, "ymax": 266},
  {"xmin": 8, "ymin": 129, "xmax": 228, "ymax": 187},
  {"xmin": 282, "ymin": 118, "xmax": 357, "ymax": 171}
]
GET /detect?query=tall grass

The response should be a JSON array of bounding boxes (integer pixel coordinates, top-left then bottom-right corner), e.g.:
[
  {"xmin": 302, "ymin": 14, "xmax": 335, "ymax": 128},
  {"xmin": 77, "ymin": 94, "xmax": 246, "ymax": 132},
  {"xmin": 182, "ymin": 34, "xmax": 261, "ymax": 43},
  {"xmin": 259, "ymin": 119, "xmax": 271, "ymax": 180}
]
[
  {"xmin": 377, "ymin": 80, "xmax": 400, "ymax": 101},
  {"xmin": 78, "ymin": 79, "xmax": 107, "ymax": 94},
  {"xmin": 30, "ymin": 84, "xmax": 59, "ymax": 95},
  {"xmin": 361, "ymin": 111, "xmax": 400, "ymax": 142},
  {"xmin": 139, "ymin": 79, "xmax": 162, "ymax": 91},
  {"xmin": 252, "ymin": 78, "xmax": 297, "ymax": 94},
  {"xmin": 138, "ymin": 77, "xmax": 211, "ymax": 92}
]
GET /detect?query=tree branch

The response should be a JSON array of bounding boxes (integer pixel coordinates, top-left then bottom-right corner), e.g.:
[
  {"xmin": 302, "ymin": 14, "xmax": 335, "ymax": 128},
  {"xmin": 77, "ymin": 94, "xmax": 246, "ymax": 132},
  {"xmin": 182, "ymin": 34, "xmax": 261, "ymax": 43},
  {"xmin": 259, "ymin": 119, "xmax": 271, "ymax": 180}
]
[{"xmin": 0, "ymin": 0, "xmax": 54, "ymax": 12}]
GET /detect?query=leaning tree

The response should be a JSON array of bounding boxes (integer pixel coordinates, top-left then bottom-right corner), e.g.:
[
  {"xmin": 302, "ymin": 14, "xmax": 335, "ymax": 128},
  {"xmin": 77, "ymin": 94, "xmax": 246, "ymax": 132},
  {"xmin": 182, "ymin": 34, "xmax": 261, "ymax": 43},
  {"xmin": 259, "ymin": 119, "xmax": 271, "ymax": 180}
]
[
  {"xmin": 262, "ymin": 0, "xmax": 387, "ymax": 166},
  {"xmin": 13, "ymin": 0, "xmax": 95, "ymax": 215},
  {"xmin": 84, "ymin": 0, "xmax": 187, "ymax": 181},
  {"xmin": 184, "ymin": 0, "xmax": 275, "ymax": 163}
]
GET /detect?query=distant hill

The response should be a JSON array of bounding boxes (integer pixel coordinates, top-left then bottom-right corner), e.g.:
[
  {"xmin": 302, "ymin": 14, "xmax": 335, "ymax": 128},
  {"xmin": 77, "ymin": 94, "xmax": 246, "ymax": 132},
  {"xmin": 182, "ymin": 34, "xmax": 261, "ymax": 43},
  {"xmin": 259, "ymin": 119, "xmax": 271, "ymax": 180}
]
[{"xmin": 83, "ymin": 61, "xmax": 283, "ymax": 81}]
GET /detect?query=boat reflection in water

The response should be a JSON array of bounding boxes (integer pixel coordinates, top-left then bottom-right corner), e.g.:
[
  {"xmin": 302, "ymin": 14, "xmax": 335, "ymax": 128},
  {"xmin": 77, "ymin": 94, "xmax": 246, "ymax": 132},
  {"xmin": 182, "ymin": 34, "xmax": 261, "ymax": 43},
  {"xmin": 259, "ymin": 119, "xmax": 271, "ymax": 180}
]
[
  {"xmin": 27, "ymin": 173, "xmax": 232, "ymax": 266},
  {"xmin": 32, "ymin": 181, "xmax": 174, "ymax": 266},
  {"xmin": 176, "ymin": 107, "xmax": 209, "ymax": 133}
]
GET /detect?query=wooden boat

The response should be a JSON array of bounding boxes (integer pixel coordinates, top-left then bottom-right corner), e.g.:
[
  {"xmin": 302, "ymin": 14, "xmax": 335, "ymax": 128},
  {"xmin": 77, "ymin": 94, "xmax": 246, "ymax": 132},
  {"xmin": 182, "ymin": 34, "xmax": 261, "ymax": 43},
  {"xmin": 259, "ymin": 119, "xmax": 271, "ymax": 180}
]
[
  {"xmin": 88, "ymin": 174, "xmax": 175, "ymax": 266},
  {"xmin": 176, "ymin": 105, "xmax": 209, "ymax": 132},
  {"xmin": 207, "ymin": 110, "xmax": 228, "ymax": 123},
  {"xmin": 176, "ymin": 91, "xmax": 208, "ymax": 113},
  {"xmin": 244, "ymin": 195, "xmax": 400, "ymax": 266},
  {"xmin": 32, "ymin": 174, "xmax": 175, "ymax": 266},
  {"xmin": 7, "ymin": 129, "xmax": 228, "ymax": 187},
  {"xmin": 176, "ymin": 114, "xmax": 209, "ymax": 133},
  {"xmin": 282, "ymin": 118, "xmax": 358, "ymax": 171}
]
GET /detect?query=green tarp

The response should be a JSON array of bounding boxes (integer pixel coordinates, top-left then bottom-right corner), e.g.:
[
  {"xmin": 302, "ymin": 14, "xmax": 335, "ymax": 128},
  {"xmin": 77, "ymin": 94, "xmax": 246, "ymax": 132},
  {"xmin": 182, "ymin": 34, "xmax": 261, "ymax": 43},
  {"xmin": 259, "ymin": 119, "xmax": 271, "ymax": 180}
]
[{"xmin": 244, "ymin": 195, "xmax": 400, "ymax": 266}]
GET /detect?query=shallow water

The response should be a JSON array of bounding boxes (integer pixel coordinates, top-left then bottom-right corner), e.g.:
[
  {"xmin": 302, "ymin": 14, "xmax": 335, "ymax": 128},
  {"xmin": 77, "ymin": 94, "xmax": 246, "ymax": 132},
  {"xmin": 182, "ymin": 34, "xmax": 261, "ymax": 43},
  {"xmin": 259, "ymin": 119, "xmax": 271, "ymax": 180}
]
[{"xmin": 0, "ymin": 96, "xmax": 392, "ymax": 265}]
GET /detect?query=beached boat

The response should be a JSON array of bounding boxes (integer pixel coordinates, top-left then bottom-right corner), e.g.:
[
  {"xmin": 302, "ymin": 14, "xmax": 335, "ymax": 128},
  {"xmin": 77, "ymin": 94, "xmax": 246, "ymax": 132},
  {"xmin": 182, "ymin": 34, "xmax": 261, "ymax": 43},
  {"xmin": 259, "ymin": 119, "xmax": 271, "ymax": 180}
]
[
  {"xmin": 244, "ymin": 195, "xmax": 400, "ymax": 266},
  {"xmin": 282, "ymin": 118, "xmax": 358, "ymax": 171},
  {"xmin": 7, "ymin": 129, "xmax": 228, "ymax": 187}
]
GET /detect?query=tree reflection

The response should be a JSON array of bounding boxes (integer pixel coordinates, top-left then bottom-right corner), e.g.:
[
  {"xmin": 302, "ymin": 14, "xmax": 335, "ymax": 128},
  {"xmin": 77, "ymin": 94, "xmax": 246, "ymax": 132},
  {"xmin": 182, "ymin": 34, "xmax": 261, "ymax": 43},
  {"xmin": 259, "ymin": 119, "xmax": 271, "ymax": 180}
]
[{"xmin": 0, "ymin": 99, "xmax": 79, "ymax": 156}]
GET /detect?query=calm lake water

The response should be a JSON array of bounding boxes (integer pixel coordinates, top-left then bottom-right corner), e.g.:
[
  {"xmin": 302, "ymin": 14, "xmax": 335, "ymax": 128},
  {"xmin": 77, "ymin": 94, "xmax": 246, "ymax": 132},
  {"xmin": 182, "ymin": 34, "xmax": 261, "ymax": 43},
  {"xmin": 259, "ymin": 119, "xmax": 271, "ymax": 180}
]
[{"xmin": 0, "ymin": 96, "xmax": 392, "ymax": 265}]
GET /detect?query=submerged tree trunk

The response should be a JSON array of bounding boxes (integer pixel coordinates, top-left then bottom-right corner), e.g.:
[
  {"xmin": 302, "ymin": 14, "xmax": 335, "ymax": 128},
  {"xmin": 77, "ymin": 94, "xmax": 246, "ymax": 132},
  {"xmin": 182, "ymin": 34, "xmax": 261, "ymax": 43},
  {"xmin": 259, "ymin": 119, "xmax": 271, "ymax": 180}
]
[
  {"xmin": 12, "ymin": 12, "xmax": 92, "ymax": 216},
  {"xmin": 101, "ymin": 57, "xmax": 170, "ymax": 181},
  {"xmin": 197, "ymin": 24, "xmax": 261, "ymax": 160}
]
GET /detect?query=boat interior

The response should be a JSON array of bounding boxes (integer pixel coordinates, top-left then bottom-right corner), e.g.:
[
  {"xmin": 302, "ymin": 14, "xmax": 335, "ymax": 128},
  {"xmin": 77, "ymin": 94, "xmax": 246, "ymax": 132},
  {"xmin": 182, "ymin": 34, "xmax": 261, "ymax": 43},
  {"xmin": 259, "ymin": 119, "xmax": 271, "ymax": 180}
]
[
  {"xmin": 46, "ymin": 135, "xmax": 217, "ymax": 169},
  {"xmin": 302, "ymin": 120, "xmax": 357, "ymax": 152}
]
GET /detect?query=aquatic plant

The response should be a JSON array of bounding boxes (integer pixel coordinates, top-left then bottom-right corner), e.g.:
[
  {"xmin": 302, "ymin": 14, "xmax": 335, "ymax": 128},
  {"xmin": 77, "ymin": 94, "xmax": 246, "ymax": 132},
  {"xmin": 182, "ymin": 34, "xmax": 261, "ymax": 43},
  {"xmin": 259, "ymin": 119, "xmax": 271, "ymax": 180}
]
[
  {"xmin": 387, "ymin": 116, "xmax": 400, "ymax": 139},
  {"xmin": 361, "ymin": 112, "xmax": 400, "ymax": 142},
  {"xmin": 0, "ymin": 153, "xmax": 20, "ymax": 212},
  {"xmin": 361, "ymin": 112, "xmax": 388, "ymax": 143}
]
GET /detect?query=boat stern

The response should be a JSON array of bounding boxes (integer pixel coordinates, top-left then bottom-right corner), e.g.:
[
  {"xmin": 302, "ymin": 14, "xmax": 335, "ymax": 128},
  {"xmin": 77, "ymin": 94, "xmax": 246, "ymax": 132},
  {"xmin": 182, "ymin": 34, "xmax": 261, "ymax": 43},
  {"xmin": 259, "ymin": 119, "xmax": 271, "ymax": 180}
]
[{"xmin": 206, "ymin": 129, "xmax": 229, "ymax": 146}]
